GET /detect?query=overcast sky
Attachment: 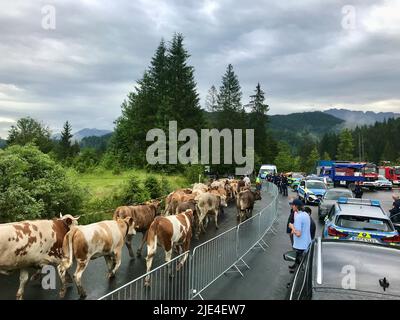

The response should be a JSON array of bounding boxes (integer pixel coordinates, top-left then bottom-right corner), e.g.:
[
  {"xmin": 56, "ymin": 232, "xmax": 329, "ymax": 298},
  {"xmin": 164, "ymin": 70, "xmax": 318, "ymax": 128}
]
[{"xmin": 0, "ymin": 0, "xmax": 399, "ymax": 138}]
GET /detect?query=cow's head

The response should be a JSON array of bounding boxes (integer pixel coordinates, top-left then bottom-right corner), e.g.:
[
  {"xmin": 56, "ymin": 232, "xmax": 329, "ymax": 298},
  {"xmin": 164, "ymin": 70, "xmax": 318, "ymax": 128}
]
[
  {"xmin": 219, "ymin": 195, "xmax": 228, "ymax": 207},
  {"xmin": 59, "ymin": 213, "xmax": 80, "ymax": 227},
  {"xmin": 254, "ymin": 190, "xmax": 262, "ymax": 201}
]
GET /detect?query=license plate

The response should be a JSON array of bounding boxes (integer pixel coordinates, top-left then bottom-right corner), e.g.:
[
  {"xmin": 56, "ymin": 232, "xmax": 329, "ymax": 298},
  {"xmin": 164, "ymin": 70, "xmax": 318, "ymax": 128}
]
[{"xmin": 351, "ymin": 233, "xmax": 378, "ymax": 243}]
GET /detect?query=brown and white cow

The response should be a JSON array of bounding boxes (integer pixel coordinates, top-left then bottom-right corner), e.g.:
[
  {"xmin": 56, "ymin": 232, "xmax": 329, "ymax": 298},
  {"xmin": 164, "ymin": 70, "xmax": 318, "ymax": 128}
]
[
  {"xmin": 144, "ymin": 209, "xmax": 193, "ymax": 286},
  {"xmin": 113, "ymin": 201, "xmax": 161, "ymax": 258},
  {"xmin": 164, "ymin": 190, "xmax": 196, "ymax": 216},
  {"xmin": 58, "ymin": 217, "xmax": 135, "ymax": 299},
  {"xmin": 236, "ymin": 189, "xmax": 262, "ymax": 223},
  {"xmin": 0, "ymin": 214, "xmax": 79, "ymax": 299},
  {"xmin": 194, "ymin": 192, "xmax": 227, "ymax": 238}
]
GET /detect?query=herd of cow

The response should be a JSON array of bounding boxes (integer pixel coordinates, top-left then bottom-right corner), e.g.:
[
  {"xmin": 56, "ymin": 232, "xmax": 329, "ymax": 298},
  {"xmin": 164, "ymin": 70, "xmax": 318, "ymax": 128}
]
[{"xmin": 0, "ymin": 178, "xmax": 262, "ymax": 300}]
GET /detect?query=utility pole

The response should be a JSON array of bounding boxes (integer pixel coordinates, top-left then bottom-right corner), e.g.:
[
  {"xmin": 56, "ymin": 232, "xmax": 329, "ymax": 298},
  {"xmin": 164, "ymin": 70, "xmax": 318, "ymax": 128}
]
[{"xmin": 358, "ymin": 133, "xmax": 361, "ymax": 162}]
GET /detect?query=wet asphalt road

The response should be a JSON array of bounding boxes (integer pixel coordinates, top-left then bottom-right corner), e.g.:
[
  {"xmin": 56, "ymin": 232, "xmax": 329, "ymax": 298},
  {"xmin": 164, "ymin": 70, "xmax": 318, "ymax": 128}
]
[
  {"xmin": 0, "ymin": 185, "xmax": 274, "ymax": 300},
  {"xmin": 0, "ymin": 186, "xmax": 398, "ymax": 300},
  {"xmin": 203, "ymin": 187, "xmax": 400, "ymax": 300}
]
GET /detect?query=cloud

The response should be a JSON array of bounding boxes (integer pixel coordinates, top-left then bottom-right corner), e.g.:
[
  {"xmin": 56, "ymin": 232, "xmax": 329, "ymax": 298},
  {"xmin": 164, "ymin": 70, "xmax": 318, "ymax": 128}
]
[{"xmin": 0, "ymin": 0, "xmax": 399, "ymax": 138}]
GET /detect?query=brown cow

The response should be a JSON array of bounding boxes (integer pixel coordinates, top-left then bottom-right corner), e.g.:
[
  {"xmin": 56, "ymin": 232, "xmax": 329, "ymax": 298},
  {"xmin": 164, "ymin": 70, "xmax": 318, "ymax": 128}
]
[
  {"xmin": 144, "ymin": 209, "xmax": 193, "ymax": 286},
  {"xmin": 0, "ymin": 214, "xmax": 79, "ymax": 299},
  {"xmin": 194, "ymin": 192, "xmax": 227, "ymax": 238},
  {"xmin": 58, "ymin": 217, "xmax": 136, "ymax": 299},
  {"xmin": 236, "ymin": 189, "xmax": 262, "ymax": 223},
  {"xmin": 176, "ymin": 200, "xmax": 200, "ymax": 237},
  {"xmin": 113, "ymin": 201, "xmax": 161, "ymax": 258},
  {"xmin": 164, "ymin": 190, "xmax": 196, "ymax": 216}
]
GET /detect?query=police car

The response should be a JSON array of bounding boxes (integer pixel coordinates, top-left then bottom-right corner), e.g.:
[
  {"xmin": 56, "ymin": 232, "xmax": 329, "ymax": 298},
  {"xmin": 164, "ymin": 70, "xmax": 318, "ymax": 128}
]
[
  {"xmin": 297, "ymin": 179, "xmax": 327, "ymax": 204},
  {"xmin": 322, "ymin": 197, "xmax": 400, "ymax": 245}
]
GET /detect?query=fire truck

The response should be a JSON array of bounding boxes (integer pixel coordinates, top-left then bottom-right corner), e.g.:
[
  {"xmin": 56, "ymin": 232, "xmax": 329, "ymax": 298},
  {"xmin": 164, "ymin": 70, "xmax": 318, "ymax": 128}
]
[
  {"xmin": 361, "ymin": 163, "xmax": 379, "ymax": 189},
  {"xmin": 318, "ymin": 161, "xmax": 379, "ymax": 190},
  {"xmin": 379, "ymin": 166, "xmax": 400, "ymax": 186},
  {"xmin": 319, "ymin": 161, "xmax": 364, "ymax": 189}
]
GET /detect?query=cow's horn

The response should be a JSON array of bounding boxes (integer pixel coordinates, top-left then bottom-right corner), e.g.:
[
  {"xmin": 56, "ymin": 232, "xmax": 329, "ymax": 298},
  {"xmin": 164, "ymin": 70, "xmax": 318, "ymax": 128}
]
[
  {"xmin": 59, "ymin": 212, "xmax": 63, "ymax": 218},
  {"xmin": 74, "ymin": 215, "xmax": 81, "ymax": 220}
]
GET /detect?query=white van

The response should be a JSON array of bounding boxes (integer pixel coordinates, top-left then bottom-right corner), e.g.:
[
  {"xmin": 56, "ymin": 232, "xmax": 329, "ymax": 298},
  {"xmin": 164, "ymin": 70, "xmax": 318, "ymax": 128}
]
[{"xmin": 259, "ymin": 164, "xmax": 277, "ymax": 178}]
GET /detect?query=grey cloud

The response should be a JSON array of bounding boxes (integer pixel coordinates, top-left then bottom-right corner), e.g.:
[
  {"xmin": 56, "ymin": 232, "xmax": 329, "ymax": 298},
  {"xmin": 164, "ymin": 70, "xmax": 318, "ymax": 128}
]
[{"xmin": 0, "ymin": 0, "xmax": 399, "ymax": 138}]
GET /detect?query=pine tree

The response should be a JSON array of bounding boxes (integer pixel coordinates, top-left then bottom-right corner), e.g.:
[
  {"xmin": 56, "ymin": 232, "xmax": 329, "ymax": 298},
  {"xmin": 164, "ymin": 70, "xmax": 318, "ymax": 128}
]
[
  {"xmin": 163, "ymin": 33, "xmax": 204, "ymax": 132},
  {"xmin": 322, "ymin": 151, "xmax": 331, "ymax": 161},
  {"xmin": 274, "ymin": 142, "xmax": 294, "ymax": 173},
  {"xmin": 205, "ymin": 85, "xmax": 218, "ymax": 112},
  {"xmin": 248, "ymin": 83, "xmax": 270, "ymax": 163},
  {"xmin": 337, "ymin": 129, "xmax": 354, "ymax": 161},
  {"xmin": 58, "ymin": 121, "xmax": 73, "ymax": 160},
  {"xmin": 216, "ymin": 64, "xmax": 245, "ymax": 130},
  {"xmin": 305, "ymin": 146, "xmax": 320, "ymax": 174}
]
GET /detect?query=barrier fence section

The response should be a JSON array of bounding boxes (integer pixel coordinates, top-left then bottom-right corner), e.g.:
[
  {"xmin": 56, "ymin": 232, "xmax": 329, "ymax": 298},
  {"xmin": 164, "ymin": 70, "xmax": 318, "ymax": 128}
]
[{"xmin": 98, "ymin": 182, "xmax": 279, "ymax": 301}]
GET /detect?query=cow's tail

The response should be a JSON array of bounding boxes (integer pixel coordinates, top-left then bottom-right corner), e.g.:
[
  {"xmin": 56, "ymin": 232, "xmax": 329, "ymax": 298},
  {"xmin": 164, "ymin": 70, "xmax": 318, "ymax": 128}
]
[
  {"xmin": 147, "ymin": 217, "xmax": 161, "ymax": 257},
  {"xmin": 61, "ymin": 227, "xmax": 77, "ymax": 271}
]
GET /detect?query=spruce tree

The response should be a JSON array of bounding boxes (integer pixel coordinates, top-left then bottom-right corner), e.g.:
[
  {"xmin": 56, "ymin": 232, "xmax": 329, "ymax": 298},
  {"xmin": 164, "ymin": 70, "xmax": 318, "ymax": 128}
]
[
  {"xmin": 163, "ymin": 33, "xmax": 204, "ymax": 132},
  {"xmin": 248, "ymin": 83, "xmax": 270, "ymax": 163},
  {"xmin": 216, "ymin": 64, "xmax": 245, "ymax": 130},
  {"xmin": 59, "ymin": 121, "xmax": 73, "ymax": 160},
  {"xmin": 337, "ymin": 129, "xmax": 354, "ymax": 161},
  {"xmin": 205, "ymin": 85, "xmax": 218, "ymax": 112}
]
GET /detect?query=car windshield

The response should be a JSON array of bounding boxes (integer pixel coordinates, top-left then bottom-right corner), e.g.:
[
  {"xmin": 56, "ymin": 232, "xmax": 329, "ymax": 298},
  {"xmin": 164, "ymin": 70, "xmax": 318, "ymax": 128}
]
[
  {"xmin": 324, "ymin": 191, "xmax": 352, "ymax": 200},
  {"xmin": 378, "ymin": 175, "xmax": 388, "ymax": 181},
  {"xmin": 336, "ymin": 215, "xmax": 393, "ymax": 232},
  {"xmin": 306, "ymin": 181, "xmax": 326, "ymax": 190},
  {"xmin": 364, "ymin": 166, "xmax": 377, "ymax": 174},
  {"xmin": 293, "ymin": 174, "xmax": 303, "ymax": 179},
  {"xmin": 395, "ymin": 168, "xmax": 400, "ymax": 175}
]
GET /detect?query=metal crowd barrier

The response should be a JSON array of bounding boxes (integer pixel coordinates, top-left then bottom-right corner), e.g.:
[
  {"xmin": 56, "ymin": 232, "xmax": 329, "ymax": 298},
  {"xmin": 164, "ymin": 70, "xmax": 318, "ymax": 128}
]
[{"xmin": 99, "ymin": 182, "xmax": 280, "ymax": 301}]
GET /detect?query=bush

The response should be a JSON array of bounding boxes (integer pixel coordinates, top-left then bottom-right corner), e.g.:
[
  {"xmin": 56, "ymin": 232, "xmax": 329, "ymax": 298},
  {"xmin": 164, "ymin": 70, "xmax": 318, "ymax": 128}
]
[
  {"xmin": 0, "ymin": 145, "xmax": 84, "ymax": 222},
  {"xmin": 120, "ymin": 174, "xmax": 148, "ymax": 205},
  {"xmin": 73, "ymin": 148, "xmax": 99, "ymax": 173},
  {"xmin": 144, "ymin": 175, "xmax": 162, "ymax": 199},
  {"xmin": 183, "ymin": 164, "xmax": 205, "ymax": 184},
  {"xmin": 160, "ymin": 175, "xmax": 172, "ymax": 196}
]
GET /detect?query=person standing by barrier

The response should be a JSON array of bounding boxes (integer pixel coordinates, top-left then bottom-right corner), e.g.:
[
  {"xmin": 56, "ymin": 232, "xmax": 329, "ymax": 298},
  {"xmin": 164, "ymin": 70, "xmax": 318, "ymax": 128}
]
[
  {"xmin": 288, "ymin": 199, "xmax": 311, "ymax": 273},
  {"xmin": 255, "ymin": 175, "xmax": 262, "ymax": 191},
  {"xmin": 281, "ymin": 174, "xmax": 288, "ymax": 197}
]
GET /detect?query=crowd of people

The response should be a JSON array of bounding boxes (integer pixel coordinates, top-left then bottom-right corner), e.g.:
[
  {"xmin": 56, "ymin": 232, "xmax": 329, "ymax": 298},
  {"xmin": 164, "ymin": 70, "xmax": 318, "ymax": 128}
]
[{"xmin": 266, "ymin": 173, "xmax": 289, "ymax": 196}]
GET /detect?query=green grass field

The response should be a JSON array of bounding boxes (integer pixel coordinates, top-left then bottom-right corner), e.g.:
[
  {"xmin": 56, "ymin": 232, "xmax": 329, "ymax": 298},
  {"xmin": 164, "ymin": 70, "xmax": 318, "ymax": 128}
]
[{"xmin": 67, "ymin": 168, "xmax": 188, "ymax": 223}]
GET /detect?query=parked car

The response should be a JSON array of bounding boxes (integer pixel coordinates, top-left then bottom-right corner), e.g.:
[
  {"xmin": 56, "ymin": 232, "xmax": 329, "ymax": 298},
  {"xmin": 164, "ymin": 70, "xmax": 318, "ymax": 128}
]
[
  {"xmin": 306, "ymin": 175, "xmax": 334, "ymax": 189},
  {"xmin": 375, "ymin": 175, "xmax": 393, "ymax": 190},
  {"xmin": 288, "ymin": 173, "xmax": 304, "ymax": 191},
  {"xmin": 297, "ymin": 180, "xmax": 327, "ymax": 205},
  {"xmin": 323, "ymin": 197, "xmax": 400, "ymax": 245},
  {"xmin": 318, "ymin": 188, "xmax": 353, "ymax": 221},
  {"xmin": 284, "ymin": 238, "xmax": 400, "ymax": 300}
]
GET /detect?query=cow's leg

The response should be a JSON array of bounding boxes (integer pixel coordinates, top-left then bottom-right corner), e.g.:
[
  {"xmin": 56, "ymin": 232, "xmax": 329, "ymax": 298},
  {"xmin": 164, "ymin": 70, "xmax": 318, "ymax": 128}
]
[
  {"xmin": 109, "ymin": 250, "xmax": 122, "ymax": 278},
  {"xmin": 104, "ymin": 255, "xmax": 114, "ymax": 275},
  {"xmin": 137, "ymin": 231, "xmax": 148, "ymax": 257},
  {"xmin": 165, "ymin": 249, "xmax": 173, "ymax": 278},
  {"xmin": 144, "ymin": 243, "xmax": 157, "ymax": 287},
  {"xmin": 30, "ymin": 268, "xmax": 42, "ymax": 282},
  {"xmin": 125, "ymin": 234, "xmax": 135, "ymax": 258},
  {"xmin": 16, "ymin": 269, "xmax": 29, "ymax": 300},
  {"xmin": 177, "ymin": 242, "xmax": 190, "ymax": 271},
  {"xmin": 73, "ymin": 260, "xmax": 89, "ymax": 299},
  {"xmin": 214, "ymin": 209, "xmax": 219, "ymax": 229}
]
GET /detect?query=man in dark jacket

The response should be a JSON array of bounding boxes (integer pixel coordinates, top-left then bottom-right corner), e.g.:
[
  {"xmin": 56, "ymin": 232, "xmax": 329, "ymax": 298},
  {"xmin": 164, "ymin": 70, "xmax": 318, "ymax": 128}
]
[
  {"xmin": 354, "ymin": 182, "xmax": 363, "ymax": 199},
  {"xmin": 389, "ymin": 195, "xmax": 400, "ymax": 218}
]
